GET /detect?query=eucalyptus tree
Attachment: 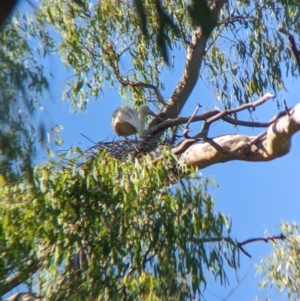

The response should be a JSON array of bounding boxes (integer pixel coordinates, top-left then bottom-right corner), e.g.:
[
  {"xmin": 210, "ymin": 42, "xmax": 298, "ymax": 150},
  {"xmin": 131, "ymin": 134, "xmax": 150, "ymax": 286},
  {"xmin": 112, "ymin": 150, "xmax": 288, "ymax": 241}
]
[{"xmin": 1, "ymin": 1, "xmax": 300, "ymax": 300}]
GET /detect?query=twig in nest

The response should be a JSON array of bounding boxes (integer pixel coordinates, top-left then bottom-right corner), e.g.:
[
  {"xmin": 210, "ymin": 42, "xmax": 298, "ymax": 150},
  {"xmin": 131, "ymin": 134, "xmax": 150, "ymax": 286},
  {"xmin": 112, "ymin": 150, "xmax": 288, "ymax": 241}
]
[{"xmin": 80, "ymin": 133, "xmax": 97, "ymax": 145}]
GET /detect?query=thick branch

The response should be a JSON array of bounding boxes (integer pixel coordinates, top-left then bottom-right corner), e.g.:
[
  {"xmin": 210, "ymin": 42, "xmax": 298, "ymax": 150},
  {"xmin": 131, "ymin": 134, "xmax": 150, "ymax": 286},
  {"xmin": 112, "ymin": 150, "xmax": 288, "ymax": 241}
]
[
  {"xmin": 170, "ymin": 94, "xmax": 276, "ymax": 155},
  {"xmin": 2, "ymin": 260, "xmax": 40, "ymax": 296},
  {"xmin": 148, "ymin": 1, "xmax": 227, "ymax": 130}
]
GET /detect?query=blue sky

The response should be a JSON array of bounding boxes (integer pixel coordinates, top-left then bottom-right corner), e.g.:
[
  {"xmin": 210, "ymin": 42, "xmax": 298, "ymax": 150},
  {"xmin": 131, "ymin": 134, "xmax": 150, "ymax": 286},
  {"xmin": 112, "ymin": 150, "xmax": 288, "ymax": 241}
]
[{"xmin": 6, "ymin": 1, "xmax": 300, "ymax": 300}]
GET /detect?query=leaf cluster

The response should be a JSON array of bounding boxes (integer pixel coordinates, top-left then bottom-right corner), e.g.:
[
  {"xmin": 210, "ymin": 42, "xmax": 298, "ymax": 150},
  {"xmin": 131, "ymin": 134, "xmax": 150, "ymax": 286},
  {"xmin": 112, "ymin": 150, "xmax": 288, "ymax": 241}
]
[
  {"xmin": 25, "ymin": 0, "xmax": 190, "ymax": 110},
  {"xmin": 203, "ymin": 1, "xmax": 300, "ymax": 109}
]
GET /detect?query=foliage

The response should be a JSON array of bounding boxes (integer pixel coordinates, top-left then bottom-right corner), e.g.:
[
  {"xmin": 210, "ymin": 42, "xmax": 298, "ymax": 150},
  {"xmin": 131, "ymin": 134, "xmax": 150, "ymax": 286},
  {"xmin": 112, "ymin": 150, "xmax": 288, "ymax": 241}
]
[
  {"xmin": 0, "ymin": 10, "xmax": 49, "ymax": 180},
  {"xmin": 204, "ymin": 1, "xmax": 300, "ymax": 109},
  {"xmin": 24, "ymin": 0, "xmax": 300, "ymax": 112},
  {"xmin": 0, "ymin": 151, "xmax": 238, "ymax": 300},
  {"xmin": 257, "ymin": 223, "xmax": 300, "ymax": 301},
  {"xmin": 32, "ymin": 0, "xmax": 184, "ymax": 110}
]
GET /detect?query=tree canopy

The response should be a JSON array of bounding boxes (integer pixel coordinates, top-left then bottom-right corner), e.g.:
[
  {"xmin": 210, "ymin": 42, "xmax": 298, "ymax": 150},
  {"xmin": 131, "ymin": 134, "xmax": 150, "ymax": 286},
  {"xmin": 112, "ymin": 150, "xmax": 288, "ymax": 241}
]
[{"xmin": 1, "ymin": 0, "xmax": 300, "ymax": 300}]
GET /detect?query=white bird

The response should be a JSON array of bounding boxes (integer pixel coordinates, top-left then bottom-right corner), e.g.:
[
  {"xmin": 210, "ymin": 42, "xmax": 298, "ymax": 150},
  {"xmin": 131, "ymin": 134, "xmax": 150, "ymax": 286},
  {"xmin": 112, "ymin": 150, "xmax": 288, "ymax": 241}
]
[{"xmin": 111, "ymin": 105, "xmax": 162, "ymax": 137}]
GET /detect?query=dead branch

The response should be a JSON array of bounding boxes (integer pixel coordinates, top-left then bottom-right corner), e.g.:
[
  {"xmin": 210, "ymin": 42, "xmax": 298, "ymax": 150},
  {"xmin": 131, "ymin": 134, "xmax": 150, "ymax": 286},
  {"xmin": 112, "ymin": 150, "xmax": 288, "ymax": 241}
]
[
  {"xmin": 158, "ymin": 102, "xmax": 300, "ymax": 170},
  {"xmin": 181, "ymin": 101, "xmax": 232, "ymax": 154},
  {"xmin": 150, "ymin": 93, "xmax": 290, "ymax": 161}
]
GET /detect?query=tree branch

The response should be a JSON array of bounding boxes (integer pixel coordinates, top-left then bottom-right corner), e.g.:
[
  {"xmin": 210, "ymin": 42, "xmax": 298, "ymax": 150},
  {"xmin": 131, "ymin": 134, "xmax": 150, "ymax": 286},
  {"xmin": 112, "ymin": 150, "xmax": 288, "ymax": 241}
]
[
  {"xmin": 278, "ymin": 26, "xmax": 300, "ymax": 67},
  {"xmin": 103, "ymin": 43, "xmax": 169, "ymax": 107},
  {"xmin": 151, "ymin": 102, "xmax": 300, "ymax": 169},
  {"xmin": 147, "ymin": 0, "xmax": 228, "ymax": 138},
  {"xmin": 147, "ymin": 93, "xmax": 284, "ymax": 138},
  {"xmin": 205, "ymin": 93, "xmax": 275, "ymax": 126},
  {"xmin": 148, "ymin": 92, "xmax": 289, "ymax": 159},
  {"xmin": 2, "ymin": 260, "xmax": 41, "ymax": 295},
  {"xmin": 183, "ymin": 103, "xmax": 202, "ymax": 139},
  {"xmin": 199, "ymin": 234, "xmax": 286, "ymax": 258}
]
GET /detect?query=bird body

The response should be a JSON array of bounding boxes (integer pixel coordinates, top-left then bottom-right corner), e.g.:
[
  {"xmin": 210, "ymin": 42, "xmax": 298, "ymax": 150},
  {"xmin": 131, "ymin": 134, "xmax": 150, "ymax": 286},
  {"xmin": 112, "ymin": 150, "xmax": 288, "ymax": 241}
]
[{"xmin": 111, "ymin": 105, "xmax": 161, "ymax": 137}]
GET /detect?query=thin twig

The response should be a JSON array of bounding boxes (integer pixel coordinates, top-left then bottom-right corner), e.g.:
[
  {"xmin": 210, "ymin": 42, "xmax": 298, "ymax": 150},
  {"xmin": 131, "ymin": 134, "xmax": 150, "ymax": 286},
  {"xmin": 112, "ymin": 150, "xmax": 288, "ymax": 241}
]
[
  {"xmin": 283, "ymin": 99, "xmax": 291, "ymax": 117},
  {"xmin": 198, "ymin": 233, "xmax": 286, "ymax": 258},
  {"xmin": 238, "ymin": 233, "xmax": 286, "ymax": 246},
  {"xmin": 183, "ymin": 103, "xmax": 202, "ymax": 139},
  {"xmin": 205, "ymin": 93, "xmax": 275, "ymax": 125}
]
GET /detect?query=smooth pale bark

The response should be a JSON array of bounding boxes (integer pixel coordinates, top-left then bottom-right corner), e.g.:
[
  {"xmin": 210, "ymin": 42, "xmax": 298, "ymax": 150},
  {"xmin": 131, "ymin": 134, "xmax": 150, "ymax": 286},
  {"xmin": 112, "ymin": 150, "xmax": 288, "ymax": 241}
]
[{"xmin": 176, "ymin": 103, "xmax": 300, "ymax": 170}]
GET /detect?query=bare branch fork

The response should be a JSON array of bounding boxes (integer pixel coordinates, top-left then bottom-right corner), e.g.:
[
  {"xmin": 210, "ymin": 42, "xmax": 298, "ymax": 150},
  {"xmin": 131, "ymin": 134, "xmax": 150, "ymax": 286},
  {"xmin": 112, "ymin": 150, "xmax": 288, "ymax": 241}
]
[
  {"xmin": 196, "ymin": 93, "xmax": 276, "ymax": 154},
  {"xmin": 148, "ymin": 93, "xmax": 279, "ymax": 139}
]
